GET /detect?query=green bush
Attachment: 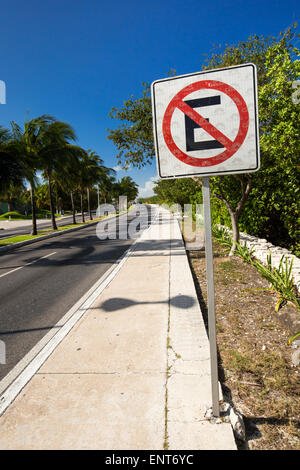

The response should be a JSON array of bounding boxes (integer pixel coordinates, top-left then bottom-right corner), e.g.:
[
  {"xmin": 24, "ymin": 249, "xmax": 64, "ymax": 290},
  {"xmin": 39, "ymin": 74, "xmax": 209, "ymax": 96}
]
[
  {"xmin": 0, "ymin": 211, "xmax": 31, "ymax": 220},
  {"xmin": 0, "ymin": 210, "xmax": 60, "ymax": 220}
]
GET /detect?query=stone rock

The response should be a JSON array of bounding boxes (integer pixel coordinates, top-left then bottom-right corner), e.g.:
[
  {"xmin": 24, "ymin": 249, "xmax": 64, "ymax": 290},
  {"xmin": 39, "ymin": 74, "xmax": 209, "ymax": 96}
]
[
  {"xmin": 292, "ymin": 349, "xmax": 300, "ymax": 367},
  {"xmin": 230, "ymin": 407, "xmax": 246, "ymax": 442},
  {"xmin": 204, "ymin": 408, "xmax": 213, "ymax": 420}
]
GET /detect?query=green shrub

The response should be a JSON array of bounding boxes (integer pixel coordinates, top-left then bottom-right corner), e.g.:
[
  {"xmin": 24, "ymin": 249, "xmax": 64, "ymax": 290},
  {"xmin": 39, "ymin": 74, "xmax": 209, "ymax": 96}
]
[{"xmin": 0, "ymin": 211, "xmax": 31, "ymax": 220}]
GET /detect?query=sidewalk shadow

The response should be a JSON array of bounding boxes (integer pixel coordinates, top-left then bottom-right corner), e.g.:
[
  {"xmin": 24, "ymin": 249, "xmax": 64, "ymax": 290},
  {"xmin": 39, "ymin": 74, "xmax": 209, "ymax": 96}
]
[{"xmin": 99, "ymin": 294, "xmax": 195, "ymax": 312}]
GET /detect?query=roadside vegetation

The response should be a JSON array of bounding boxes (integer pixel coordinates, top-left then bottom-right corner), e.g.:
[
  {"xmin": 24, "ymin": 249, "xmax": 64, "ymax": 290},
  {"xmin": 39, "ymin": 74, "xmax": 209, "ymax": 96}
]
[
  {"xmin": 0, "ymin": 216, "xmax": 106, "ymax": 246},
  {"xmin": 212, "ymin": 226, "xmax": 300, "ymax": 338},
  {"xmin": 109, "ymin": 26, "xmax": 299, "ymax": 257},
  {"xmin": 0, "ymin": 117, "xmax": 139, "ymax": 235},
  {"xmin": 0, "ymin": 210, "xmax": 60, "ymax": 220},
  {"xmin": 187, "ymin": 237, "xmax": 300, "ymax": 450}
]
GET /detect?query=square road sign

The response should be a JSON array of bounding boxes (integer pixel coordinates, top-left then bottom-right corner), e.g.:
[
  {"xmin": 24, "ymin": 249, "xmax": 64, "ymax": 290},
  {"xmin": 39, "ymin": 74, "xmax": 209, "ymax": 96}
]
[{"xmin": 151, "ymin": 63, "xmax": 260, "ymax": 179}]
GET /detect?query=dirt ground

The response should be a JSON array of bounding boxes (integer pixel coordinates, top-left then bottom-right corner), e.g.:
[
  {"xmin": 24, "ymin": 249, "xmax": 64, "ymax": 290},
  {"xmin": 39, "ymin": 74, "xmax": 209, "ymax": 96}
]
[{"xmin": 188, "ymin": 240, "xmax": 300, "ymax": 450}]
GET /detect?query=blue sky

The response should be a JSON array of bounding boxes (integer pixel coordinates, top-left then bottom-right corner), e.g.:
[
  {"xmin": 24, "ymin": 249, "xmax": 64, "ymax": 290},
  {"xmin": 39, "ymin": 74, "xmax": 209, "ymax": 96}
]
[{"xmin": 0, "ymin": 0, "xmax": 298, "ymax": 196}]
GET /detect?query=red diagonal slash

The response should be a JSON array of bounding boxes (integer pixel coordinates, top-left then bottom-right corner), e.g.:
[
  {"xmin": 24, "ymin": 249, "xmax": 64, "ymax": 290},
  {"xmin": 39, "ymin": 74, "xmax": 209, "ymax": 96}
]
[
  {"xmin": 162, "ymin": 79, "xmax": 249, "ymax": 167},
  {"xmin": 175, "ymin": 98, "xmax": 233, "ymax": 149}
]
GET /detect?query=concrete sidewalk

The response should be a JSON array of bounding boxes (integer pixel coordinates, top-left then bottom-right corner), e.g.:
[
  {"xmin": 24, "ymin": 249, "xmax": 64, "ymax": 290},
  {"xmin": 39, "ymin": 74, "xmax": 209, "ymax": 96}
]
[{"xmin": 0, "ymin": 208, "xmax": 236, "ymax": 450}]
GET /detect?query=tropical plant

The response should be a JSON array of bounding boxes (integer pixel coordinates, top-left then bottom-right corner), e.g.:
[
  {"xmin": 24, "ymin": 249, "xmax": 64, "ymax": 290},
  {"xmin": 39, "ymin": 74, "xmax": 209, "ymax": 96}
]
[
  {"xmin": 54, "ymin": 150, "xmax": 80, "ymax": 224},
  {"xmin": 38, "ymin": 120, "xmax": 76, "ymax": 229},
  {"xmin": 10, "ymin": 115, "xmax": 55, "ymax": 235},
  {"xmin": 253, "ymin": 254, "xmax": 300, "ymax": 312},
  {"xmin": 114, "ymin": 176, "xmax": 139, "ymax": 203},
  {"xmin": 78, "ymin": 150, "xmax": 106, "ymax": 220},
  {"xmin": 97, "ymin": 173, "xmax": 116, "ymax": 204},
  {"xmin": 0, "ymin": 127, "xmax": 25, "ymax": 199},
  {"xmin": 212, "ymin": 225, "xmax": 232, "ymax": 249},
  {"xmin": 212, "ymin": 225, "xmax": 299, "ymax": 307}
]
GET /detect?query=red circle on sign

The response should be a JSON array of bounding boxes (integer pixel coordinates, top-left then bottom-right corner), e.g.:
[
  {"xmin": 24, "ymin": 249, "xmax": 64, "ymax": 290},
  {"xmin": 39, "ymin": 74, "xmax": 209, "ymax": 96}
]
[{"xmin": 162, "ymin": 80, "xmax": 249, "ymax": 167}]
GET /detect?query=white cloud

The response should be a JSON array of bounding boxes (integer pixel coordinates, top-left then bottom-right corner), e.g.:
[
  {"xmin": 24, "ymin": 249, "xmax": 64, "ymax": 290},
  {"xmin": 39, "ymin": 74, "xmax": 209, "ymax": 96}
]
[
  {"xmin": 113, "ymin": 164, "xmax": 132, "ymax": 172},
  {"xmin": 138, "ymin": 177, "xmax": 157, "ymax": 198}
]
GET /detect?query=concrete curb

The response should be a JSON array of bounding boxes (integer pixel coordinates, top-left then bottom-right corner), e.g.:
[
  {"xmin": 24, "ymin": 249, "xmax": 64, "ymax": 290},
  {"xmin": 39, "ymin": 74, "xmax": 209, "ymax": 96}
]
[{"xmin": 161, "ymin": 210, "xmax": 236, "ymax": 450}]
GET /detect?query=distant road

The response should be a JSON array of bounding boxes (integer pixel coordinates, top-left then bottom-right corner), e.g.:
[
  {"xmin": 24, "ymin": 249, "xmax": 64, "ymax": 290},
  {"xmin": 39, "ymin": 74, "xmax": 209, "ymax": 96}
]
[
  {"xmin": 0, "ymin": 206, "xmax": 155, "ymax": 385},
  {"xmin": 0, "ymin": 212, "xmax": 94, "ymax": 240}
]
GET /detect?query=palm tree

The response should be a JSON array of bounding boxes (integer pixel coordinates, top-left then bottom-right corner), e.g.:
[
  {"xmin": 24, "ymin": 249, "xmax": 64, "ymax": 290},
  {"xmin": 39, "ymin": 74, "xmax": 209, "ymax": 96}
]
[
  {"xmin": 76, "ymin": 158, "xmax": 88, "ymax": 223},
  {"xmin": 39, "ymin": 120, "xmax": 76, "ymax": 230},
  {"xmin": 116, "ymin": 176, "xmax": 139, "ymax": 203},
  {"xmin": 55, "ymin": 145, "xmax": 84, "ymax": 225},
  {"xmin": 0, "ymin": 127, "xmax": 25, "ymax": 200},
  {"xmin": 98, "ymin": 173, "xmax": 116, "ymax": 204},
  {"xmin": 85, "ymin": 150, "xmax": 103, "ymax": 220},
  {"xmin": 10, "ymin": 115, "xmax": 54, "ymax": 234},
  {"xmin": 79, "ymin": 150, "xmax": 112, "ymax": 221}
]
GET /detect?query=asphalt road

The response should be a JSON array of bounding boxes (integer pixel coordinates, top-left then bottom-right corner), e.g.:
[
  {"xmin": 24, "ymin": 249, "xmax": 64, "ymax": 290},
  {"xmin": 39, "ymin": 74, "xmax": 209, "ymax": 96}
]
[
  {"xmin": 0, "ymin": 206, "xmax": 155, "ymax": 384},
  {"xmin": 0, "ymin": 212, "xmax": 94, "ymax": 240}
]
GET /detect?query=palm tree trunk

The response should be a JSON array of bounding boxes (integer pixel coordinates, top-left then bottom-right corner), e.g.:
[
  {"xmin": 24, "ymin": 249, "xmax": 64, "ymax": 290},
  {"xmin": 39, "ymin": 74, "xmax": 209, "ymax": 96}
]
[
  {"xmin": 55, "ymin": 183, "xmax": 58, "ymax": 214},
  {"xmin": 87, "ymin": 187, "xmax": 93, "ymax": 220},
  {"xmin": 70, "ymin": 191, "xmax": 76, "ymax": 224},
  {"xmin": 80, "ymin": 191, "xmax": 85, "ymax": 223},
  {"xmin": 30, "ymin": 183, "xmax": 37, "ymax": 235},
  {"xmin": 47, "ymin": 170, "xmax": 57, "ymax": 230},
  {"xmin": 7, "ymin": 192, "xmax": 12, "ymax": 212}
]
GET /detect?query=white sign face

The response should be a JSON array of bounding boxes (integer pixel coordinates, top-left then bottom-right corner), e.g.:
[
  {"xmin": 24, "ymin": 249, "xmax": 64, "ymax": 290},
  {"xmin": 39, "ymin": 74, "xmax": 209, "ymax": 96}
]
[{"xmin": 151, "ymin": 63, "xmax": 260, "ymax": 179}]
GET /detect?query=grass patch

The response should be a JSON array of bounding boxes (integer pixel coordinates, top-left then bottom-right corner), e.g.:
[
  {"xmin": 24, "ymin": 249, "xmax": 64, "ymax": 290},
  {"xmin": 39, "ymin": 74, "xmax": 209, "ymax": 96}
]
[{"xmin": 0, "ymin": 234, "xmax": 40, "ymax": 245}]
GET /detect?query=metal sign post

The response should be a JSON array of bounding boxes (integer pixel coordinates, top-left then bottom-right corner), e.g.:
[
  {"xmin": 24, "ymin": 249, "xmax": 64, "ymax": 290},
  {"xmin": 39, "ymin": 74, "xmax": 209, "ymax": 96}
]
[{"xmin": 202, "ymin": 177, "xmax": 219, "ymax": 417}]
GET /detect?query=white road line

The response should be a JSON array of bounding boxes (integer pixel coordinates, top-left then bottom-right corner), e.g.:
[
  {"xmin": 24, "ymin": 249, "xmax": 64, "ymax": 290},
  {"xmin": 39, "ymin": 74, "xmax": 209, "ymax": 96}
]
[{"xmin": 0, "ymin": 252, "xmax": 57, "ymax": 279}]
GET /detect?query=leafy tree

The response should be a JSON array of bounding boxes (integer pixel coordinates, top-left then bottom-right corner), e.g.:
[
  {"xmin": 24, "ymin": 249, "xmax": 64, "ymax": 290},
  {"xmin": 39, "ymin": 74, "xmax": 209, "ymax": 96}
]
[
  {"xmin": 153, "ymin": 178, "xmax": 202, "ymax": 208},
  {"xmin": 108, "ymin": 84, "xmax": 154, "ymax": 169},
  {"xmin": 202, "ymin": 26, "xmax": 300, "ymax": 254},
  {"xmin": 244, "ymin": 36, "xmax": 300, "ymax": 254},
  {"xmin": 108, "ymin": 26, "xmax": 300, "ymax": 255},
  {"xmin": 137, "ymin": 195, "xmax": 160, "ymax": 204}
]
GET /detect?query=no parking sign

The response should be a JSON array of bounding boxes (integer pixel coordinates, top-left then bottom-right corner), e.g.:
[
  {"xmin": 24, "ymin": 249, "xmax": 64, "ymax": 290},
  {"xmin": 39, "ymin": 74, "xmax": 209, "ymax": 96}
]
[{"xmin": 151, "ymin": 63, "xmax": 260, "ymax": 178}]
